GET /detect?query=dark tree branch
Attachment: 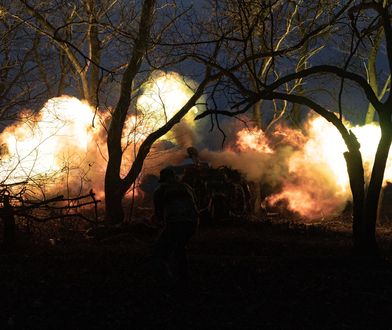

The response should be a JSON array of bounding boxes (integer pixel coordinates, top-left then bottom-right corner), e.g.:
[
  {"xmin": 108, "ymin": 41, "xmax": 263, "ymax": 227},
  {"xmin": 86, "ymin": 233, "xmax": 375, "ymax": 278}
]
[{"xmin": 267, "ymin": 65, "xmax": 381, "ymax": 110}]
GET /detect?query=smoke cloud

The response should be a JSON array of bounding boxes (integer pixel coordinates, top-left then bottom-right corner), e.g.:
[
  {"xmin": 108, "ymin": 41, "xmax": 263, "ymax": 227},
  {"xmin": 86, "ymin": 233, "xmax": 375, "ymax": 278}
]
[{"xmin": 2, "ymin": 72, "xmax": 391, "ymax": 222}]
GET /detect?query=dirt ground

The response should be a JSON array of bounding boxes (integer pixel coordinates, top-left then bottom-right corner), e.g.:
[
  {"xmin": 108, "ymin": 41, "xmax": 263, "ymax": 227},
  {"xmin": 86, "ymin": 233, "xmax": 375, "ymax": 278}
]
[{"xmin": 1, "ymin": 218, "xmax": 392, "ymax": 329}]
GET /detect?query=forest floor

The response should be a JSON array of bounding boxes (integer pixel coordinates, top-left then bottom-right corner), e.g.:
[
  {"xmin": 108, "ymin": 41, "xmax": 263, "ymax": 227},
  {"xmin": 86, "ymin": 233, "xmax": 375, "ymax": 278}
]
[{"xmin": 1, "ymin": 216, "xmax": 392, "ymax": 329}]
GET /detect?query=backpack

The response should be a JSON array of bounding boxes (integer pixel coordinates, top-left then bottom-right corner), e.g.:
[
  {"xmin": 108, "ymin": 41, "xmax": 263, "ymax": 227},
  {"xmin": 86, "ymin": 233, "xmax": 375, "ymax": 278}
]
[{"xmin": 162, "ymin": 182, "xmax": 198, "ymax": 223}]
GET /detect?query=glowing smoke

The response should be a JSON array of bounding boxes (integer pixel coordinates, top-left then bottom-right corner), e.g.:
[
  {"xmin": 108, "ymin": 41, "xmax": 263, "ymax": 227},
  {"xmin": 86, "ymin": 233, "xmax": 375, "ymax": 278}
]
[
  {"xmin": 267, "ymin": 117, "xmax": 392, "ymax": 219},
  {"xmin": 2, "ymin": 69, "xmax": 390, "ymax": 221},
  {"xmin": 136, "ymin": 71, "xmax": 199, "ymax": 143},
  {"xmin": 201, "ymin": 116, "xmax": 392, "ymax": 220},
  {"xmin": 0, "ymin": 71, "xmax": 202, "ymax": 199},
  {"xmin": 0, "ymin": 96, "xmax": 105, "ymax": 198},
  {"xmin": 136, "ymin": 71, "xmax": 202, "ymax": 174}
]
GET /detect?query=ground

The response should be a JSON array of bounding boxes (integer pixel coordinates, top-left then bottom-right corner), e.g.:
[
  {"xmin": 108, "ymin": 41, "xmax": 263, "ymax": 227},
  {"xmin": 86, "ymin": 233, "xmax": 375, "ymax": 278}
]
[{"xmin": 1, "ymin": 218, "xmax": 392, "ymax": 329}]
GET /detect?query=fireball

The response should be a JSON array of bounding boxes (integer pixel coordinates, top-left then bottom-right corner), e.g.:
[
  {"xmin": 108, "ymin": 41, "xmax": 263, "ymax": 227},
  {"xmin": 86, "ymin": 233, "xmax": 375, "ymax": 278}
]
[
  {"xmin": 3, "ymin": 78, "xmax": 390, "ymax": 222},
  {"xmin": 136, "ymin": 71, "xmax": 199, "ymax": 134},
  {"xmin": 207, "ymin": 115, "xmax": 392, "ymax": 220},
  {"xmin": 266, "ymin": 117, "xmax": 392, "ymax": 220},
  {"xmin": 0, "ymin": 96, "xmax": 97, "ymax": 188},
  {"xmin": 0, "ymin": 71, "xmax": 201, "ymax": 198},
  {"xmin": 236, "ymin": 127, "xmax": 274, "ymax": 154}
]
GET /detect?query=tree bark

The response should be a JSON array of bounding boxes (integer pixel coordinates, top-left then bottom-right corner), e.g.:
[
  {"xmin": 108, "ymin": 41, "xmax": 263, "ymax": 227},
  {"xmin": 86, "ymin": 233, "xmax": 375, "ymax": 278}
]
[
  {"xmin": 362, "ymin": 118, "xmax": 392, "ymax": 255},
  {"xmin": 104, "ymin": 184, "xmax": 126, "ymax": 224},
  {"xmin": 343, "ymin": 146, "xmax": 365, "ymax": 252},
  {"xmin": 105, "ymin": 0, "xmax": 156, "ymax": 224},
  {"xmin": 365, "ymin": 27, "xmax": 383, "ymax": 124}
]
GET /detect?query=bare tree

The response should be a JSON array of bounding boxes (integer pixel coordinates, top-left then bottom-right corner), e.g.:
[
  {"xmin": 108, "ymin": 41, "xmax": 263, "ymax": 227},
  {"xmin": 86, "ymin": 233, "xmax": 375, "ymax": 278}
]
[
  {"xmin": 0, "ymin": 2, "xmax": 49, "ymax": 122},
  {"xmin": 364, "ymin": 23, "xmax": 391, "ymax": 123},
  {"xmin": 210, "ymin": 0, "xmax": 329, "ymax": 214},
  {"xmin": 12, "ymin": 0, "xmax": 122, "ymax": 106},
  {"xmin": 8, "ymin": 0, "xmax": 223, "ymax": 224},
  {"xmin": 194, "ymin": 0, "xmax": 392, "ymax": 255}
]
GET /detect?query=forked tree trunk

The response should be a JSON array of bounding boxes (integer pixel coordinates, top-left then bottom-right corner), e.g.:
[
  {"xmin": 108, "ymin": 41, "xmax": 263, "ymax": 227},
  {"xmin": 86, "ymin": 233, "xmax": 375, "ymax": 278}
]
[
  {"xmin": 345, "ymin": 119, "xmax": 392, "ymax": 256},
  {"xmin": 104, "ymin": 0, "xmax": 156, "ymax": 224},
  {"xmin": 362, "ymin": 123, "xmax": 392, "ymax": 255}
]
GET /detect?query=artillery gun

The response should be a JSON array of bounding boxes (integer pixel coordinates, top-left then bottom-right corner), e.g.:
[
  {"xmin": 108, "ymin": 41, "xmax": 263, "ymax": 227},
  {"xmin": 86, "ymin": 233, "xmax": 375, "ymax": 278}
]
[{"xmin": 140, "ymin": 147, "xmax": 252, "ymax": 223}]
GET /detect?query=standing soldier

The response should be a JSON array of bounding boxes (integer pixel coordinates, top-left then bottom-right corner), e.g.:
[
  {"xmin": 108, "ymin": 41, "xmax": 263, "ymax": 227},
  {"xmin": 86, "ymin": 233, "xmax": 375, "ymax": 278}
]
[{"xmin": 153, "ymin": 167, "xmax": 199, "ymax": 285}]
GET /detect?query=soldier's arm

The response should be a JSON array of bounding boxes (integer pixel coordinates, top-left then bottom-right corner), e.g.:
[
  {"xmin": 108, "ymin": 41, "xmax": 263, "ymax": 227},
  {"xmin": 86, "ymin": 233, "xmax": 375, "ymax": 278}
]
[
  {"xmin": 183, "ymin": 183, "xmax": 200, "ymax": 215},
  {"xmin": 153, "ymin": 187, "xmax": 165, "ymax": 224}
]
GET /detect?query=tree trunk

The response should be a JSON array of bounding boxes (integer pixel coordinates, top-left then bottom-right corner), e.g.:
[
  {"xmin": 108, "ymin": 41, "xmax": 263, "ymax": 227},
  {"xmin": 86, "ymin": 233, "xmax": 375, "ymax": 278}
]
[
  {"xmin": 343, "ymin": 148, "xmax": 365, "ymax": 252},
  {"xmin": 344, "ymin": 120, "xmax": 392, "ymax": 256},
  {"xmin": 253, "ymin": 100, "xmax": 262, "ymax": 129},
  {"xmin": 364, "ymin": 27, "xmax": 383, "ymax": 124},
  {"xmin": 104, "ymin": 0, "xmax": 156, "ymax": 224},
  {"xmin": 104, "ymin": 178, "xmax": 126, "ymax": 224},
  {"xmin": 362, "ymin": 123, "xmax": 392, "ymax": 255},
  {"xmin": 252, "ymin": 101, "xmax": 263, "ymax": 216}
]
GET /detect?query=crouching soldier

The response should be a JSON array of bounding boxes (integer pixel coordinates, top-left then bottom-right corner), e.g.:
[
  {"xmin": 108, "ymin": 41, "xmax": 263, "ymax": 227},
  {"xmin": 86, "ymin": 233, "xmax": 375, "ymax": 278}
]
[{"xmin": 153, "ymin": 167, "xmax": 199, "ymax": 285}]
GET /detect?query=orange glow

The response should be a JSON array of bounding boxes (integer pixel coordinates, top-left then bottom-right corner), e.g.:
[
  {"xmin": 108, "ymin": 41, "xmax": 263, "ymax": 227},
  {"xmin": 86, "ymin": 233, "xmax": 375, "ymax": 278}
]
[
  {"xmin": 0, "ymin": 71, "xmax": 199, "ymax": 199},
  {"xmin": 136, "ymin": 71, "xmax": 199, "ymax": 138},
  {"xmin": 0, "ymin": 96, "xmax": 106, "ymax": 198},
  {"xmin": 2, "ymin": 84, "xmax": 391, "ymax": 222},
  {"xmin": 266, "ymin": 116, "xmax": 392, "ymax": 219},
  {"xmin": 236, "ymin": 127, "xmax": 274, "ymax": 153},
  {"xmin": 206, "ymin": 115, "xmax": 392, "ymax": 220}
]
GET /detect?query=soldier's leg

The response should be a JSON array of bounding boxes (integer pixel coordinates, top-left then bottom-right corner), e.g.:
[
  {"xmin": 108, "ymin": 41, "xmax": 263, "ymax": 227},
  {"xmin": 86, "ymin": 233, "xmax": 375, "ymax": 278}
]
[
  {"xmin": 152, "ymin": 225, "xmax": 175, "ymax": 260},
  {"xmin": 150, "ymin": 225, "xmax": 177, "ymax": 282},
  {"xmin": 172, "ymin": 222, "xmax": 196, "ymax": 282}
]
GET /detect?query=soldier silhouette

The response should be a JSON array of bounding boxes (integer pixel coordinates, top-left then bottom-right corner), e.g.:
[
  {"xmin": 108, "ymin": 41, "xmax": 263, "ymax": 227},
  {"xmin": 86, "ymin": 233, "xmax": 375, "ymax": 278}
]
[{"xmin": 152, "ymin": 167, "xmax": 199, "ymax": 285}]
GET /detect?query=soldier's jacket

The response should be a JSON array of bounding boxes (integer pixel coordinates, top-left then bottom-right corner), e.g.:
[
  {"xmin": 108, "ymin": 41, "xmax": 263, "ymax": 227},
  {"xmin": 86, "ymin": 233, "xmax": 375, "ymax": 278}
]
[{"xmin": 154, "ymin": 181, "xmax": 199, "ymax": 224}]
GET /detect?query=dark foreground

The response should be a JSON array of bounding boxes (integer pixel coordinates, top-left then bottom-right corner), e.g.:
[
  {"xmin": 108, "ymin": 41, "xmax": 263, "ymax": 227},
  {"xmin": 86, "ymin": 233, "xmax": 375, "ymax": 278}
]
[{"xmin": 1, "ymin": 220, "xmax": 392, "ymax": 329}]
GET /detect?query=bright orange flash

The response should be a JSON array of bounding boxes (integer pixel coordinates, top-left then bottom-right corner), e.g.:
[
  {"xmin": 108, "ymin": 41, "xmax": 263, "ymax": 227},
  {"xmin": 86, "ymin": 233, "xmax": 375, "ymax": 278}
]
[
  {"xmin": 136, "ymin": 71, "xmax": 198, "ymax": 134},
  {"xmin": 3, "ymin": 77, "xmax": 387, "ymax": 222},
  {"xmin": 266, "ymin": 117, "xmax": 392, "ymax": 219},
  {"xmin": 0, "ymin": 96, "xmax": 105, "ymax": 197},
  {"xmin": 205, "ymin": 116, "xmax": 392, "ymax": 220},
  {"xmin": 0, "ymin": 71, "xmax": 199, "ymax": 199}
]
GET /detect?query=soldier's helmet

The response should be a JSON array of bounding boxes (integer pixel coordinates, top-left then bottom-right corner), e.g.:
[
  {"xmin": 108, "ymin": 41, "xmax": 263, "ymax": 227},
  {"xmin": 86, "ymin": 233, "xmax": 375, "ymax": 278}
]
[{"xmin": 158, "ymin": 167, "xmax": 176, "ymax": 183}]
